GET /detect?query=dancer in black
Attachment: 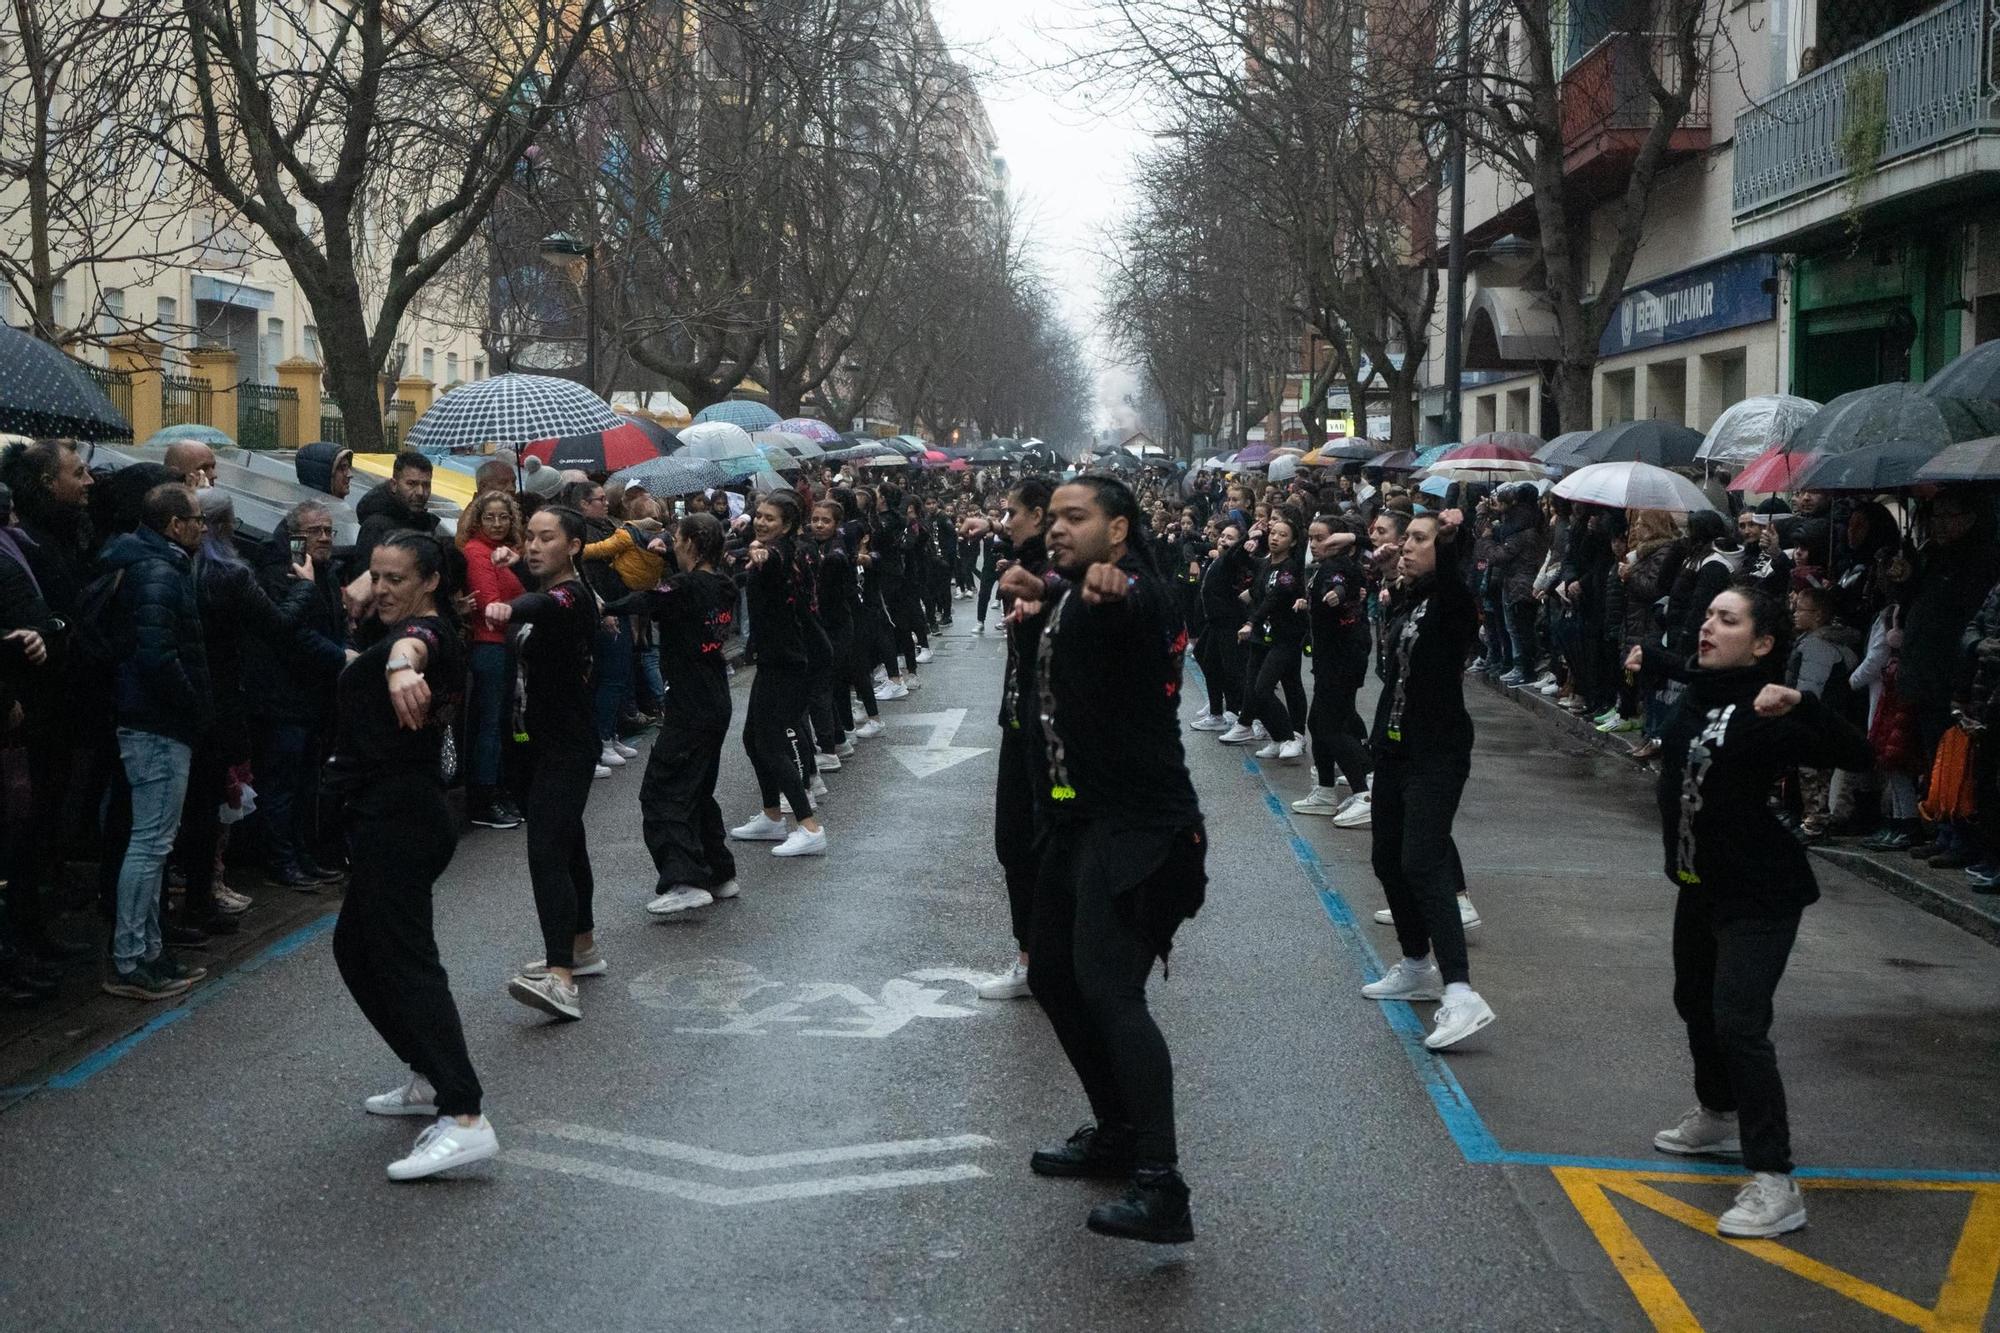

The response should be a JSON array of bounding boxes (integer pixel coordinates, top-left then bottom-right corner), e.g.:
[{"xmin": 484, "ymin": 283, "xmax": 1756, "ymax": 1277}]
[
  {"xmin": 1242, "ymin": 510, "xmax": 1309, "ymax": 762},
  {"xmin": 999, "ymin": 476, "xmax": 1206, "ymax": 1245},
  {"xmin": 488, "ymin": 506, "xmax": 603, "ymax": 1023},
  {"xmin": 331, "ymin": 532, "xmax": 496, "ymax": 1180},
  {"xmin": 730, "ymin": 492, "xmax": 827, "ymax": 858},
  {"xmin": 639, "ymin": 512, "xmax": 741, "ymax": 918},
  {"xmin": 1294, "ymin": 515, "xmax": 1374, "ymax": 823},
  {"xmin": 1360, "ymin": 512, "xmax": 1494, "ymax": 1050},
  {"xmin": 809, "ymin": 499, "xmax": 869, "ymax": 761},
  {"xmin": 1199, "ymin": 522, "xmax": 1255, "ymax": 740}
]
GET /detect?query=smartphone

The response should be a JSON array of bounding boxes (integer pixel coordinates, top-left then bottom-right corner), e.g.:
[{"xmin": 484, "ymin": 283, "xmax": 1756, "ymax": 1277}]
[{"xmin": 289, "ymin": 535, "xmax": 307, "ymax": 563}]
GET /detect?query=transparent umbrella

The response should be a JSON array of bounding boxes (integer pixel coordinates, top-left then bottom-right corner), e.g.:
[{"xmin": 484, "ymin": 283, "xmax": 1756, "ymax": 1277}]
[{"xmin": 1696, "ymin": 395, "xmax": 1820, "ymax": 465}]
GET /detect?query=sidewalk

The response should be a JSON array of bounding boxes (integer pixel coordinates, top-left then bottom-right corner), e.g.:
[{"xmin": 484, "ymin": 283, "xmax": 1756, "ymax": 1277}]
[{"xmin": 1473, "ymin": 671, "xmax": 2000, "ymax": 948}]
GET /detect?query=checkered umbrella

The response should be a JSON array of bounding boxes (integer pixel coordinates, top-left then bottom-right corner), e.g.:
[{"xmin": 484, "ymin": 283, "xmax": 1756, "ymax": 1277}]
[
  {"xmin": 778, "ymin": 417, "xmax": 841, "ymax": 443},
  {"xmin": 692, "ymin": 399, "xmax": 781, "ymax": 430},
  {"xmin": 404, "ymin": 374, "xmax": 621, "ymax": 452},
  {"xmin": 613, "ymin": 454, "xmax": 730, "ymax": 497},
  {"xmin": 0, "ymin": 325, "xmax": 130, "ymax": 440}
]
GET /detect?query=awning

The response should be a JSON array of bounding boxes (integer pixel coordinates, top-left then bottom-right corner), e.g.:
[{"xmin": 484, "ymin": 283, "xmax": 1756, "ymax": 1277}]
[{"xmin": 1464, "ymin": 287, "xmax": 1561, "ymax": 369}]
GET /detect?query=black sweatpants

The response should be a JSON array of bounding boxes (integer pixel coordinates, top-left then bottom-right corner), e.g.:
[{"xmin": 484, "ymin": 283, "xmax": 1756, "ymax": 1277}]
[
  {"xmin": 1671, "ymin": 889, "xmax": 1801, "ymax": 1173},
  {"xmin": 1248, "ymin": 640, "xmax": 1308, "ymax": 742},
  {"xmin": 843, "ymin": 620, "xmax": 881, "ymax": 721},
  {"xmin": 1307, "ymin": 663, "xmax": 1372, "ymax": 792},
  {"xmin": 524, "ymin": 753, "xmax": 597, "ymax": 970},
  {"xmin": 746, "ymin": 664, "xmax": 812, "ymax": 818},
  {"xmin": 976, "ymin": 568, "xmax": 999, "ymax": 626},
  {"xmin": 334, "ymin": 777, "xmax": 481, "ymax": 1117},
  {"xmin": 810, "ymin": 623, "xmax": 853, "ymax": 750},
  {"xmin": 1195, "ymin": 626, "xmax": 1243, "ymax": 717},
  {"xmin": 642, "ymin": 716, "xmax": 736, "ymax": 892},
  {"xmin": 1369, "ymin": 749, "xmax": 1473, "ymax": 985},
  {"xmin": 1028, "ymin": 821, "xmax": 1201, "ymax": 1165},
  {"xmin": 994, "ymin": 729, "xmax": 1038, "ymax": 952}
]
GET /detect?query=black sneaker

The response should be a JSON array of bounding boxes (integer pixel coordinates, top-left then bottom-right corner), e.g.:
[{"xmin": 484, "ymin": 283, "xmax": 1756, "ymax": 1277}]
[
  {"xmin": 154, "ymin": 954, "xmax": 208, "ymax": 984},
  {"xmin": 101, "ymin": 963, "xmax": 191, "ymax": 1002},
  {"xmin": 469, "ymin": 800, "xmax": 522, "ymax": 830},
  {"xmin": 1030, "ymin": 1123, "xmax": 1137, "ymax": 1179},
  {"xmin": 300, "ymin": 860, "xmax": 349, "ymax": 885},
  {"xmin": 265, "ymin": 864, "xmax": 322, "ymax": 891},
  {"xmin": 1086, "ymin": 1165, "xmax": 1195, "ymax": 1244},
  {"xmin": 163, "ymin": 923, "xmax": 211, "ymax": 948}
]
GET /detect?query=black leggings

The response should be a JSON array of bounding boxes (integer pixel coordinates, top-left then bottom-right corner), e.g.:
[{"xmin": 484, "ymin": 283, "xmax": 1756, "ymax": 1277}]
[
  {"xmin": 334, "ymin": 778, "xmax": 481, "ymax": 1117},
  {"xmin": 1672, "ymin": 890, "xmax": 1800, "ymax": 1173},
  {"xmin": 1308, "ymin": 664, "xmax": 1372, "ymax": 792},
  {"xmin": 642, "ymin": 716, "xmax": 735, "ymax": 892},
  {"xmin": 976, "ymin": 568, "xmax": 999, "ymax": 625},
  {"xmin": 994, "ymin": 730, "xmax": 1038, "ymax": 952},
  {"xmin": 1369, "ymin": 749, "xmax": 1473, "ymax": 985},
  {"xmin": 1247, "ymin": 639, "xmax": 1307, "ymax": 742},
  {"xmin": 879, "ymin": 593, "xmax": 920, "ymax": 676},
  {"xmin": 1195, "ymin": 625, "xmax": 1243, "ymax": 716},
  {"xmin": 745, "ymin": 664, "xmax": 812, "ymax": 818},
  {"xmin": 809, "ymin": 632, "xmax": 848, "ymax": 753},
  {"xmin": 524, "ymin": 753, "xmax": 596, "ymax": 970}
]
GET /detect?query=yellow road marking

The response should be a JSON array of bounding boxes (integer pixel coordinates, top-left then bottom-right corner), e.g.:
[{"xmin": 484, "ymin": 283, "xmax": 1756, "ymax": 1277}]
[{"xmin": 1554, "ymin": 1168, "xmax": 2000, "ymax": 1332}]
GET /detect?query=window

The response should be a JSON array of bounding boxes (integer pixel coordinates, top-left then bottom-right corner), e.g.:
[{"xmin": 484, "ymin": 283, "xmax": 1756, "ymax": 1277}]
[
  {"xmin": 446, "ymin": 352, "xmax": 460, "ymax": 383},
  {"xmin": 1602, "ymin": 368, "xmax": 1636, "ymax": 425},
  {"xmin": 50, "ymin": 278, "xmax": 66, "ymax": 327},
  {"xmin": 1475, "ymin": 393, "xmax": 1498, "ymax": 435},
  {"xmin": 1697, "ymin": 349, "xmax": 1748, "ymax": 428},
  {"xmin": 262, "ymin": 317, "xmax": 285, "ymax": 382},
  {"xmin": 156, "ymin": 295, "xmax": 177, "ymax": 332},
  {"xmin": 99, "ymin": 287, "xmax": 124, "ymax": 338},
  {"xmin": 421, "ymin": 347, "xmax": 435, "ymax": 380},
  {"xmin": 303, "ymin": 324, "xmax": 319, "ymax": 362},
  {"xmin": 1646, "ymin": 358, "xmax": 1688, "ymax": 425},
  {"xmin": 473, "ymin": 357, "xmax": 485, "ymax": 380}
]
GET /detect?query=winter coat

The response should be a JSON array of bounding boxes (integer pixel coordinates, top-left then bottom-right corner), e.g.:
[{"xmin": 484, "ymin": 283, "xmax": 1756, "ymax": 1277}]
[
  {"xmin": 1785, "ymin": 624, "xmax": 1862, "ymax": 703},
  {"xmin": 295, "ymin": 442, "xmax": 353, "ymax": 498},
  {"xmin": 243, "ymin": 534, "xmax": 347, "ymax": 726},
  {"xmin": 193, "ymin": 551, "xmax": 321, "ymax": 756},
  {"xmin": 1668, "ymin": 546, "xmax": 1745, "ymax": 656},
  {"xmin": 99, "ymin": 526, "xmax": 211, "ymax": 744},
  {"xmin": 1619, "ymin": 538, "xmax": 1687, "ymax": 649},
  {"xmin": 1904, "ymin": 534, "xmax": 2000, "ymax": 713},
  {"xmin": 1490, "ymin": 509, "xmax": 1548, "ymax": 605}
]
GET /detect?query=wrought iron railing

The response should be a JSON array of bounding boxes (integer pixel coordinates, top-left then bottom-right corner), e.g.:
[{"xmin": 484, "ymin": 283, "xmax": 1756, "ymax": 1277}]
[
  {"xmin": 319, "ymin": 405, "xmax": 346, "ymax": 446},
  {"xmin": 161, "ymin": 374, "xmax": 212, "ymax": 429},
  {"xmin": 1733, "ymin": 0, "xmax": 2000, "ymax": 216},
  {"xmin": 236, "ymin": 381, "xmax": 298, "ymax": 450},
  {"xmin": 82, "ymin": 364, "xmax": 134, "ymax": 439},
  {"xmin": 383, "ymin": 398, "xmax": 417, "ymax": 450}
]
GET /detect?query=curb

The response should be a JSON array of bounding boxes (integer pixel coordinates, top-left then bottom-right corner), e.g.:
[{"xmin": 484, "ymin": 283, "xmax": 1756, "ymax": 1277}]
[{"xmin": 1470, "ymin": 671, "xmax": 2000, "ymax": 950}]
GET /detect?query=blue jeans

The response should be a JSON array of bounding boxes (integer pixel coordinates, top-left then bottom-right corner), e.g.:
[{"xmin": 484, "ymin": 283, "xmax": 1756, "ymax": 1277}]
[
  {"xmin": 639, "ymin": 642, "xmax": 664, "ymax": 709},
  {"xmin": 113, "ymin": 728, "xmax": 191, "ymax": 971},
  {"xmin": 468, "ymin": 642, "xmax": 510, "ymax": 787},
  {"xmin": 593, "ymin": 616, "xmax": 632, "ymax": 743},
  {"xmin": 1503, "ymin": 598, "xmax": 1537, "ymax": 674}
]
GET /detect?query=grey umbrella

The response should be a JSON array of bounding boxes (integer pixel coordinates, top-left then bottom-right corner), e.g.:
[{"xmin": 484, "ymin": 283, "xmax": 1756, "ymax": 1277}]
[
  {"xmin": 1790, "ymin": 440, "xmax": 1937, "ymax": 491},
  {"xmin": 1924, "ymin": 341, "xmax": 2000, "ymax": 402},
  {"xmin": 614, "ymin": 454, "xmax": 730, "ymax": 497},
  {"xmin": 1556, "ymin": 419, "xmax": 1705, "ymax": 469},
  {"xmin": 1916, "ymin": 435, "xmax": 2000, "ymax": 483},
  {"xmin": 0, "ymin": 325, "xmax": 130, "ymax": 439},
  {"xmin": 1785, "ymin": 382, "xmax": 2000, "ymax": 456}
]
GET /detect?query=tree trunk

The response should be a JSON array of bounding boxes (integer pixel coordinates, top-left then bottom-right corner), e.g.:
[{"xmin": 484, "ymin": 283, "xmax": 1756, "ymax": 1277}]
[
  {"xmin": 1555, "ymin": 361, "xmax": 1594, "ymax": 437},
  {"xmin": 318, "ymin": 312, "xmax": 387, "ymax": 455}
]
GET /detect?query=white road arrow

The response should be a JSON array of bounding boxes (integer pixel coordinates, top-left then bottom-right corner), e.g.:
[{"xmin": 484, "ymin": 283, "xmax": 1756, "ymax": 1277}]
[{"xmin": 880, "ymin": 707, "xmax": 990, "ymax": 776}]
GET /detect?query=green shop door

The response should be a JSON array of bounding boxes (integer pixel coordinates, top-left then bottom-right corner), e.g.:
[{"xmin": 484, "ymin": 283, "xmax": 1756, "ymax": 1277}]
[{"xmin": 1796, "ymin": 303, "xmax": 1917, "ymax": 402}]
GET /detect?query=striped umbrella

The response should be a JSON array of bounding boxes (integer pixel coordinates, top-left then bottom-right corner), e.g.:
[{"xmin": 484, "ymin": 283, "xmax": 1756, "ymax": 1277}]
[
  {"xmin": 406, "ymin": 374, "xmax": 620, "ymax": 452},
  {"xmin": 692, "ymin": 399, "xmax": 782, "ymax": 430}
]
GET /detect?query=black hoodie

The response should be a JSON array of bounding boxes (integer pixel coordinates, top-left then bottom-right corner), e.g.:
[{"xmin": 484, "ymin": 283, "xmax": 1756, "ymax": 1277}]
[{"xmin": 1371, "ymin": 570, "xmax": 1478, "ymax": 758}]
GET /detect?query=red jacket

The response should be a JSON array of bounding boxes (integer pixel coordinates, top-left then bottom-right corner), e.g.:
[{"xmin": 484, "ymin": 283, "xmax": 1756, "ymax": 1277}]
[{"xmin": 462, "ymin": 533, "xmax": 525, "ymax": 646}]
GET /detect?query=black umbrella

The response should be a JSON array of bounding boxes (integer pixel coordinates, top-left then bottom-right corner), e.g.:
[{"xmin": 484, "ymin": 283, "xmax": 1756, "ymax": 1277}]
[
  {"xmin": 1790, "ymin": 440, "xmax": 1938, "ymax": 491},
  {"xmin": 618, "ymin": 414, "xmax": 679, "ymax": 451},
  {"xmin": 1924, "ymin": 341, "xmax": 2000, "ymax": 402},
  {"xmin": 1367, "ymin": 449, "xmax": 1418, "ymax": 470},
  {"xmin": 1916, "ymin": 435, "xmax": 2000, "ymax": 483},
  {"xmin": 1083, "ymin": 450, "xmax": 1142, "ymax": 472},
  {"xmin": 0, "ymin": 325, "xmax": 130, "ymax": 439},
  {"xmin": 1556, "ymin": 419, "xmax": 1704, "ymax": 469},
  {"xmin": 1319, "ymin": 440, "xmax": 1382, "ymax": 462},
  {"xmin": 1785, "ymin": 382, "xmax": 2000, "ymax": 456},
  {"xmin": 969, "ymin": 446, "xmax": 1012, "ymax": 463}
]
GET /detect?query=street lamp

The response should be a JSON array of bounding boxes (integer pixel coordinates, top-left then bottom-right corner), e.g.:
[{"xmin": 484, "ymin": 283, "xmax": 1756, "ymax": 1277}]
[{"xmin": 540, "ymin": 230, "xmax": 596, "ymax": 394}]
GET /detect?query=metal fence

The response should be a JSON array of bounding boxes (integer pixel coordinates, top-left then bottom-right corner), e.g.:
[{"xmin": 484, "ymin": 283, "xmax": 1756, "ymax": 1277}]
[
  {"xmin": 1733, "ymin": 0, "xmax": 1999, "ymax": 216},
  {"xmin": 236, "ymin": 381, "xmax": 299, "ymax": 450},
  {"xmin": 81, "ymin": 364, "xmax": 134, "ymax": 440},
  {"xmin": 383, "ymin": 398, "xmax": 417, "ymax": 450},
  {"xmin": 161, "ymin": 374, "xmax": 212, "ymax": 429}
]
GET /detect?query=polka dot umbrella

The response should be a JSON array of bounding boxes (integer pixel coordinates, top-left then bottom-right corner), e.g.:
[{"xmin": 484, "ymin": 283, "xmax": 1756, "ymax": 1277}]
[{"xmin": 0, "ymin": 325, "xmax": 130, "ymax": 440}]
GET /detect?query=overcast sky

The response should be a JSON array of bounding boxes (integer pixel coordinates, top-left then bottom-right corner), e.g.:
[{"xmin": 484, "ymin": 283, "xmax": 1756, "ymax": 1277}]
[{"xmin": 926, "ymin": 0, "xmax": 1155, "ymax": 432}]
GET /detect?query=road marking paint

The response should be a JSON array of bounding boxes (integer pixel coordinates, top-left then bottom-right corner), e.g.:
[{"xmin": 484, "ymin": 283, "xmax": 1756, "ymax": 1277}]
[
  {"xmin": 627, "ymin": 958, "xmax": 985, "ymax": 1038},
  {"xmin": 1555, "ymin": 1167, "xmax": 2000, "ymax": 1331},
  {"xmin": 524, "ymin": 1121, "xmax": 997, "ymax": 1172},
  {"xmin": 504, "ymin": 1149, "xmax": 989, "ymax": 1205},
  {"xmin": 888, "ymin": 745, "xmax": 990, "ymax": 777}
]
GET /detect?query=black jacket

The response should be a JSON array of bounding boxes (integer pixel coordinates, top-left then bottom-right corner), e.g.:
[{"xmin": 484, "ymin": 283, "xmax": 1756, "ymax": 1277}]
[
  {"xmin": 351, "ymin": 485, "xmax": 463, "ymax": 593},
  {"xmin": 295, "ymin": 442, "xmax": 353, "ymax": 498},
  {"xmin": 100, "ymin": 527, "xmax": 211, "ymax": 744},
  {"xmin": 193, "ymin": 551, "xmax": 322, "ymax": 748},
  {"xmin": 1371, "ymin": 570, "xmax": 1478, "ymax": 758},
  {"xmin": 243, "ymin": 530, "xmax": 348, "ymax": 725}
]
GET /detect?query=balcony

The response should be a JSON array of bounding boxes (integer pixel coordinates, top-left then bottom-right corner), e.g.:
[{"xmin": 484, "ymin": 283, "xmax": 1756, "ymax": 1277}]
[{"xmin": 1732, "ymin": 0, "xmax": 2000, "ymax": 247}]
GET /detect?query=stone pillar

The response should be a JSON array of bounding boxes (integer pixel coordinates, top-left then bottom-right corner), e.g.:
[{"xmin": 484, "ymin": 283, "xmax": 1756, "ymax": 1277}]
[
  {"xmin": 276, "ymin": 357, "xmax": 322, "ymax": 448},
  {"xmin": 186, "ymin": 345, "xmax": 239, "ymax": 441},
  {"xmin": 395, "ymin": 374, "xmax": 435, "ymax": 418},
  {"xmin": 109, "ymin": 336, "xmax": 164, "ymax": 443}
]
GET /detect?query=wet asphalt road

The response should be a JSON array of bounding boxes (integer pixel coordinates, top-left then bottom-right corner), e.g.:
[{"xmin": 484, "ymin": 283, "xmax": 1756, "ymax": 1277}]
[{"xmin": 1, "ymin": 608, "xmax": 1994, "ymax": 1332}]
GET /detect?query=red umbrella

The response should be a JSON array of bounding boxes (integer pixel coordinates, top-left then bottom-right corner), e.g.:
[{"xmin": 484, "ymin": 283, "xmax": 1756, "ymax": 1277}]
[
  {"xmin": 1436, "ymin": 441, "xmax": 1537, "ymax": 464},
  {"xmin": 947, "ymin": 457, "xmax": 969, "ymax": 472},
  {"xmin": 919, "ymin": 449, "xmax": 951, "ymax": 469},
  {"xmin": 522, "ymin": 419, "xmax": 665, "ymax": 473},
  {"xmin": 1728, "ymin": 444, "xmax": 1820, "ymax": 493}
]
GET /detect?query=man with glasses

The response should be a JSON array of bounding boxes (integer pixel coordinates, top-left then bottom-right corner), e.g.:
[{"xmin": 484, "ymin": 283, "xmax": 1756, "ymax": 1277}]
[{"xmin": 98, "ymin": 484, "xmax": 213, "ymax": 1001}]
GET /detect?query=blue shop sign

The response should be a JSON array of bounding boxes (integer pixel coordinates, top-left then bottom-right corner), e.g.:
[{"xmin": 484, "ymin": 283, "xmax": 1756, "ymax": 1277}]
[{"xmin": 1599, "ymin": 253, "xmax": 1777, "ymax": 358}]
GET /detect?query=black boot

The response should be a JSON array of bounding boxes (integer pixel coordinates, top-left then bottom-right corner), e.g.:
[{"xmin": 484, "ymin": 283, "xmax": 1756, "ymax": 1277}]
[
  {"xmin": 1087, "ymin": 1164, "xmax": 1194, "ymax": 1244},
  {"xmin": 1030, "ymin": 1123, "xmax": 1136, "ymax": 1179}
]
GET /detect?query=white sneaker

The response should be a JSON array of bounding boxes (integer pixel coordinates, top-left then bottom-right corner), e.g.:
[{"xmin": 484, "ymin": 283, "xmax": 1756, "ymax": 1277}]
[
  {"xmin": 730, "ymin": 813, "xmax": 789, "ymax": 841},
  {"xmin": 1425, "ymin": 991, "xmax": 1496, "ymax": 1050},
  {"xmin": 809, "ymin": 775, "xmax": 829, "ymax": 799},
  {"xmin": 905, "ymin": 675, "xmax": 923, "ymax": 691},
  {"xmin": 1292, "ymin": 785, "xmax": 1343, "ymax": 815},
  {"xmin": 364, "ymin": 1073, "xmax": 438, "ymax": 1118},
  {"xmin": 1252, "ymin": 721, "xmax": 1269, "ymax": 741},
  {"xmin": 1460, "ymin": 897, "xmax": 1482, "ymax": 929},
  {"xmin": 1717, "ymin": 1172, "xmax": 1806, "ymax": 1238},
  {"xmin": 1333, "ymin": 791, "xmax": 1374, "ymax": 828},
  {"xmin": 872, "ymin": 667, "xmax": 888, "ymax": 686},
  {"xmin": 773, "ymin": 826, "xmax": 827, "ymax": 857},
  {"xmin": 611, "ymin": 740, "xmax": 640, "ymax": 760},
  {"xmin": 711, "ymin": 878, "xmax": 742, "ymax": 900},
  {"xmin": 1654, "ymin": 1106, "xmax": 1742, "ymax": 1157},
  {"xmin": 599, "ymin": 745, "xmax": 626, "ymax": 768},
  {"xmin": 1361, "ymin": 957, "xmax": 1443, "ymax": 1001},
  {"xmin": 521, "ymin": 946, "xmax": 608, "ymax": 979},
  {"xmin": 1189, "ymin": 713, "xmax": 1230, "ymax": 733},
  {"xmin": 507, "ymin": 971, "xmax": 582, "ymax": 1021},
  {"xmin": 854, "ymin": 719, "xmax": 884, "ymax": 739},
  {"xmin": 1277, "ymin": 737, "xmax": 1305, "ymax": 761},
  {"xmin": 874, "ymin": 682, "xmax": 909, "ymax": 701},
  {"xmin": 594, "ymin": 764, "xmax": 612, "ymax": 779},
  {"xmin": 816, "ymin": 752, "xmax": 842, "ymax": 772},
  {"xmin": 646, "ymin": 886, "xmax": 714, "ymax": 917},
  {"xmin": 976, "ymin": 960, "xmax": 1031, "ymax": 1000},
  {"xmin": 916, "ymin": 647, "xmax": 934, "ymax": 664},
  {"xmin": 1217, "ymin": 723, "xmax": 1256, "ymax": 745},
  {"xmin": 1254, "ymin": 741, "xmax": 1283, "ymax": 759},
  {"xmin": 386, "ymin": 1115, "xmax": 500, "ymax": 1182},
  {"xmin": 836, "ymin": 740, "xmax": 856, "ymax": 758}
]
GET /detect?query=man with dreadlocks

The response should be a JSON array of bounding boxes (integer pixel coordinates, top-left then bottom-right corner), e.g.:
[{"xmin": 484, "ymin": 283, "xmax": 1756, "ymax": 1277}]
[{"xmin": 996, "ymin": 475, "xmax": 1207, "ymax": 1245}]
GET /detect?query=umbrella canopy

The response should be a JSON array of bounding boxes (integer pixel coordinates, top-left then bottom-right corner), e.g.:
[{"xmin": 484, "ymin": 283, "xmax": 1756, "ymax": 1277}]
[
  {"xmin": 1696, "ymin": 395, "xmax": 1820, "ymax": 464},
  {"xmin": 1268, "ymin": 455, "xmax": 1301, "ymax": 483},
  {"xmin": 1916, "ymin": 435, "xmax": 2000, "ymax": 483},
  {"xmin": 142, "ymin": 423, "xmax": 233, "ymax": 449},
  {"xmin": 1727, "ymin": 445, "xmax": 1821, "ymax": 493},
  {"xmin": 1924, "ymin": 340, "xmax": 2000, "ymax": 402},
  {"xmin": 1533, "ymin": 431, "xmax": 1592, "ymax": 465},
  {"xmin": 1421, "ymin": 442, "xmax": 1545, "ymax": 483},
  {"xmin": 692, "ymin": 399, "xmax": 781, "ymax": 431},
  {"xmin": 1553, "ymin": 460, "xmax": 1717, "ymax": 512},
  {"xmin": 0, "ymin": 326, "xmax": 130, "ymax": 440},
  {"xmin": 1558, "ymin": 419, "xmax": 1705, "ymax": 469},
  {"xmin": 755, "ymin": 443, "xmax": 803, "ymax": 471},
  {"xmin": 1368, "ymin": 449, "xmax": 1419, "ymax": 470},
  {"xmin": 1418, "ymin": 475, "xmax": 1453, "ymax": 498},
  {"xmin": 523, "ymin": 419, "xmax": 665, "ymax": 473},
  {"xmin": 616, "ymin": 414, "xmax": 679, "ymax": 451},
  {"xmin": 1413, "ymin": 443, "xmax": 1455, "ymax": 468},
  {"xmin": 861, "ymin": 452, "xmax": 913, "ymax": 468},
  {"xmin": 918, "ymin": 449, "xmax": 951, "ymax": 468},
  {"xmin": 969, "ymin": 446, "xmax": 1012, "ymax": 463},
  {"xmin": 753, "ymin": 429, "xmax": 825, "ymax": 459},
  {"xmin": 612, "ymin": 454, "xmax": 730, "ymax": 497},
  {"xmin": 675, "ymin": 420, "xmax": 758, "ymax": 459},
  {"xmin": 406, "ymin": 374, "xmax": 620, "ymax": 452},
  {"xmin": 1785, "ymin": 382, "xmax": 2000, "ymax": 456},
  {"xmin": 1233, "ymin": 444, "xmax": 1274, "ymax": 468},
  {"xmin": 1464, "ymin": 430, "xmax": 1544, "ymax": 453},
  {"xmin": 1789, "ymin": 439, "xmax": 1937, "ymax": 492},
  {"xmin": 1083, "ymin": 450, "xmax": 1142, "ymax": 473},
  {"xmin": 777, "ymin": 417, "xmax": 841, "ymax": 443},
  {"xmin": 828, "ymin": 441, "xmax": 897, "ymax": 461},
  {"xmin": 1318, "ymin": 439, "xmax": 1382, "ymax": 462}
]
